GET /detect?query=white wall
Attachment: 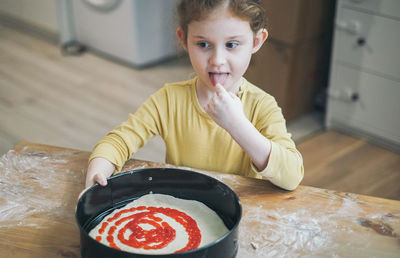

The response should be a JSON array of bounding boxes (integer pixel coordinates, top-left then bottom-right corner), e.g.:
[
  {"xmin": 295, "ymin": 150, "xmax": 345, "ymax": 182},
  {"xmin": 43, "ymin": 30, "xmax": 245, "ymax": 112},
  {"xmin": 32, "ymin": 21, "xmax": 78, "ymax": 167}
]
[{"xmin": 0, "ymin": 0, "xmax": 58, "ymax": 33}]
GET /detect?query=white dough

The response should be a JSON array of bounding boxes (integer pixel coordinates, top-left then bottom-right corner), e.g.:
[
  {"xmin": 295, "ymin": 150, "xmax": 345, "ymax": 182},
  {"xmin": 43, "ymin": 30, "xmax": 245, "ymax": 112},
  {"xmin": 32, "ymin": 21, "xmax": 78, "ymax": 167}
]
[{"xmin": 89, "ymin": 194, "xmax": 229, "ymax": 255}]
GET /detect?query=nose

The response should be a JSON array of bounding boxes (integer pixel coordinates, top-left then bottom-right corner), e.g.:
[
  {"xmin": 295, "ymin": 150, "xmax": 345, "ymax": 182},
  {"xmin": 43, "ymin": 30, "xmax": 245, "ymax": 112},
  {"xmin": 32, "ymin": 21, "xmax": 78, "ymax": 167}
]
[{"xmin": 209, "ymin": 47, "xmax": 226, "ymax": 66}]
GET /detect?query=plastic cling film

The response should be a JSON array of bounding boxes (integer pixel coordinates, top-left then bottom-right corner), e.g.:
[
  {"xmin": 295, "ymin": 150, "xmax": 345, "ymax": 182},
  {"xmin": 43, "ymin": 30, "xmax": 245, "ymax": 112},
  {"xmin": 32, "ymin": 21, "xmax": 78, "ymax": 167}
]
[{"xmin": 0, "ymin": 148, "xmax": 80, "ymax": 228}]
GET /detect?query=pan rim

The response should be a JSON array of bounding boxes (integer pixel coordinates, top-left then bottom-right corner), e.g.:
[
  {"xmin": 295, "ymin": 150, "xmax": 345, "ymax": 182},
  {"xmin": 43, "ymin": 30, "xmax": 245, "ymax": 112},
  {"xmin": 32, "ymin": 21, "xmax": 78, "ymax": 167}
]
[{"xmin": 76, "ymin": 167, "xmax": 242, "ymax": 257}]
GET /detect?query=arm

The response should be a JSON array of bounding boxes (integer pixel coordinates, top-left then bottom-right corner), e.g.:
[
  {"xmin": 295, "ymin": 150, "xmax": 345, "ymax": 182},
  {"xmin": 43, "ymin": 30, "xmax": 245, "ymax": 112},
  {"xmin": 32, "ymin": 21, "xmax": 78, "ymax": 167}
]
[
  {"xmin": 85, "ymin": 157, "xmax": 115, "ymax": 188},
  {"xmin": 204, "ymin": 83, "xmax": 303, "ymax": 190},
  {"xmin": 204, "ymin": 84, "xmax": 271, "ymax": 170},
  {"xmin": 83, "ymin": 87, "xmax": 169, "ymax": 190},
  {"xmin": 228, "ymin": 115, "xmax": 271, "ymax": 170},
  {"xmin": 78, "ymin": 157, "xmax": 115, "ymax": 199}
]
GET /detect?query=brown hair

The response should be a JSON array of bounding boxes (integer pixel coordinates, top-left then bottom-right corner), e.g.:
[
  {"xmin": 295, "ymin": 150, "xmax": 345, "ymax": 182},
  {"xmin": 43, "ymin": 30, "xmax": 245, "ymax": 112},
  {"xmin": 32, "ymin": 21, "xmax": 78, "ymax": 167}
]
[{"xmin": 177, "ymin": 0, "xmax": 266, "ymax": 42}]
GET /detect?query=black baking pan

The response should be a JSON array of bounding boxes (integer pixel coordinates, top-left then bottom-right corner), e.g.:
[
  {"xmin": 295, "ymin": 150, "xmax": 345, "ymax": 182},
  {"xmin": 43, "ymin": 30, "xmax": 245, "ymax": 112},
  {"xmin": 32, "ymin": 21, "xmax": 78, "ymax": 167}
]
[{"xmin": 76, "ymin": 168, "xmax": 242, "ymax": 258}]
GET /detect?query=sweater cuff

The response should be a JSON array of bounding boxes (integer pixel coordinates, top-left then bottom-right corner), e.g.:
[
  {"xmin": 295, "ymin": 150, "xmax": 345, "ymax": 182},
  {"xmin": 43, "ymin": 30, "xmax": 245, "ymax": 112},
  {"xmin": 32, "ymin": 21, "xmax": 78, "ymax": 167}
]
[
  {"xmin": 250, "ymin": 140, "xmax": 279, "ymax": 179},
  {"xmin": 88, "ymin": 145, "xmax": 123, "ymax": 173}
]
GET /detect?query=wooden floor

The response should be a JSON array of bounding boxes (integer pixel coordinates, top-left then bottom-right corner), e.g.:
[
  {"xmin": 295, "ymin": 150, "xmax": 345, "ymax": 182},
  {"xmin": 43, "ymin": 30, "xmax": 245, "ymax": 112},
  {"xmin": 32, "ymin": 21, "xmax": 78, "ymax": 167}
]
[
  {"xmin": 1, "ymin": 23, "xmax": 399, "ymax": 201},
  {"xmin": 297, "ymin": 131, "xmax": 400, "ymax": 200}
]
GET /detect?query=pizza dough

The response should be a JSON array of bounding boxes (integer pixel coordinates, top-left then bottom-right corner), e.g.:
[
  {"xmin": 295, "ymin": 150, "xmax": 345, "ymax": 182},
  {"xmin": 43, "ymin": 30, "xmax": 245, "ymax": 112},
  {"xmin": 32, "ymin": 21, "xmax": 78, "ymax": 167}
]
[{"xmin": 89, "ymin": 194, "xmax": 229, "ymax": 255}]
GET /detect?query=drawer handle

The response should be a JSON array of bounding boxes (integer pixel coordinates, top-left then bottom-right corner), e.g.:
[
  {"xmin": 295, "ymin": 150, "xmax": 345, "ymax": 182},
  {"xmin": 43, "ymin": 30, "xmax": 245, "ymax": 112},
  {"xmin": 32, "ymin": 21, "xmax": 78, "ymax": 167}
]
[
  {"xmin": 355, "ymin": 37, "xmax": 372, "ymax": 52},
  {"xmin": 351, "ymin": 92, "xmax": 359, "ymax": 101},
  {"xmin": 357, "ymin": 37, "xmax": 366, "ymax": 47}
]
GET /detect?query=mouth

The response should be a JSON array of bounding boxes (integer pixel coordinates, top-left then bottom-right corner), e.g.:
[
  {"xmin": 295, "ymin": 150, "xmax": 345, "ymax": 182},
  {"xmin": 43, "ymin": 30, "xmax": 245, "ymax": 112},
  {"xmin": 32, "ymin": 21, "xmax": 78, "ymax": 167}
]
[{"xmin": 209, "ymin": 72, "xmax": 229, "ymax": 86}]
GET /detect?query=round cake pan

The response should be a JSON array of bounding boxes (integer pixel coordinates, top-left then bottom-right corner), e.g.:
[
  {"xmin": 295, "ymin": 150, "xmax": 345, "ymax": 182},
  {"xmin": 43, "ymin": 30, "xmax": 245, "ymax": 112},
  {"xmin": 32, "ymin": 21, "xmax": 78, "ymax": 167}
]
[{"xmin": 76, "ymin": 168, "xmax": 242, "ymax": 258}]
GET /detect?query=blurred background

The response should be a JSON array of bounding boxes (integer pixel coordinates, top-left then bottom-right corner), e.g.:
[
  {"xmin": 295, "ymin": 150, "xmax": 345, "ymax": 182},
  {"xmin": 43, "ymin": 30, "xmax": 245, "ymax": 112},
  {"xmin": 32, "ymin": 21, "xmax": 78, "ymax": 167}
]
[{"xmin": 0, "ymin": 0, "xmax": 399, "ymax": 200}]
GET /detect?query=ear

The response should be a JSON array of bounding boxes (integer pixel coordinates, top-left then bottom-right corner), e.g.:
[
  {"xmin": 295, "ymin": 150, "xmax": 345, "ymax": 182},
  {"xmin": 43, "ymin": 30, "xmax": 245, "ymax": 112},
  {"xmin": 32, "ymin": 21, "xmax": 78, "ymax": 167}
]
[
  {"xmin": 252, "ymin": 28, "xmax": 268, "ymax": 54},
  {"xmin": 176, "ymin": 27, "xmax": 188, "ymax": 51}
]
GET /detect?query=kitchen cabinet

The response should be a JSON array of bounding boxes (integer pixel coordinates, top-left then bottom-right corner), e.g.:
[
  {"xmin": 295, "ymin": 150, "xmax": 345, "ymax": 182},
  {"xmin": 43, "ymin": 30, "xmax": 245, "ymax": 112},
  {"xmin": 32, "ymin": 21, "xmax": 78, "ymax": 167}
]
[
  {"xmin": 245, "ymin": 0, "xmax": 335, "ymax": 121},
  {"xmin": 326, "ymin": 0, "xmax": 400, "ymax": 151}
]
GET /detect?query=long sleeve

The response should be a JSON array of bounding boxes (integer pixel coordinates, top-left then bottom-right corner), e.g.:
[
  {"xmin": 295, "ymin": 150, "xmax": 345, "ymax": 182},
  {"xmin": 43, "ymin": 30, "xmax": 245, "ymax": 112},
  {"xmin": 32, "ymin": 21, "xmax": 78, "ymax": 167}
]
[
  {"xmin": 248, "ymin": 92, "xmax": 304, "ymax": 190},
  {"xmin": 89, "ymin": 77, "xmax": 304, "ymax": 190},
  {"xmin": 89, "ymin": 88, "xmax": 169, "ymax": 171}
]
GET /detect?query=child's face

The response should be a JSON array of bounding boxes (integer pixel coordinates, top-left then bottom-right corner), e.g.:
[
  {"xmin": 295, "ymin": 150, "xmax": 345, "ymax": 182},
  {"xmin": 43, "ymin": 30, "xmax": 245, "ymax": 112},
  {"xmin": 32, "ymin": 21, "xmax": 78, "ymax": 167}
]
[{"xmin": 179, "ymin": 7, "xmax": 266, "ymax": 93}]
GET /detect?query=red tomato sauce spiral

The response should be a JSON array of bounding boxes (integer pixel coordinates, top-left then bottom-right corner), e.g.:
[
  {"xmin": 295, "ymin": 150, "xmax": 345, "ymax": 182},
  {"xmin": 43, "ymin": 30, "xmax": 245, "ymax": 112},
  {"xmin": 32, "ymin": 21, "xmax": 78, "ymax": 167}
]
[{"xmin": 94, "ymin": 206, "xmax": 201, "ymax": 253}]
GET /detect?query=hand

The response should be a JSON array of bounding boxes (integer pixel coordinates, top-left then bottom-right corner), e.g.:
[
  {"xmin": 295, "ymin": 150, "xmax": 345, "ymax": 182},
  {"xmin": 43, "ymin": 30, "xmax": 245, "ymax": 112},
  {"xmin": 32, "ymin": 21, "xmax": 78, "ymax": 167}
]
[
  {"xmin": 204, "ymin": 83, "xmax": 246, "ymax": 131},
  {"xmin": 204, "ymin": 84, "xmax": 272, "ymax": 171},
  {"xmin": 86, "ymin": 171, "xmax": 108, "ymax": 188},
  {"xmin": 78, "ymin": 157, "xmax": 115, "ymax": 200},
  {"xmin": 78, "ymin": 173, "xmax": 109, "ymax": 200}
]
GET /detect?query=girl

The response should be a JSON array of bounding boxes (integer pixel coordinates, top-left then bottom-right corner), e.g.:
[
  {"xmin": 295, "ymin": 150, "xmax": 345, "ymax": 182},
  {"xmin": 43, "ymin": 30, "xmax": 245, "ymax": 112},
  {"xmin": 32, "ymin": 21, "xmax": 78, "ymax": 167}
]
[{"xmin": 83, "ymin": 0, "xmax": 304, "ymax": 193}]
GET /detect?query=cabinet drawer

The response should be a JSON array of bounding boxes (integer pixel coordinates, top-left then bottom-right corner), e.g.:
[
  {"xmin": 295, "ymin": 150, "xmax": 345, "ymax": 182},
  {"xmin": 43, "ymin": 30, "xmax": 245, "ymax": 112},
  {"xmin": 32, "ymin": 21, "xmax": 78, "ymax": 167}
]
[
  {"xmin": 334, "ymin": 8, "xmax": 400, "ymax": 80},
  {"xmin": 341, "ymin": 0, "xmax": 400, "ymax": 18},
  {"xmin": 327, "ymin": 65, "xmax": 400, "ymax": 145}
]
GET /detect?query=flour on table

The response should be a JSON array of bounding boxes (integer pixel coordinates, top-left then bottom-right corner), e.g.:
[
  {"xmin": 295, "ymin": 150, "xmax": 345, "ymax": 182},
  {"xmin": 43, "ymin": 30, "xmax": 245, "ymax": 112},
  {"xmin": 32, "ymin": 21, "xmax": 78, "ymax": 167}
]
[{"xmin": 89, "ymin": 194, "xmax": 229, "ymax": 255}]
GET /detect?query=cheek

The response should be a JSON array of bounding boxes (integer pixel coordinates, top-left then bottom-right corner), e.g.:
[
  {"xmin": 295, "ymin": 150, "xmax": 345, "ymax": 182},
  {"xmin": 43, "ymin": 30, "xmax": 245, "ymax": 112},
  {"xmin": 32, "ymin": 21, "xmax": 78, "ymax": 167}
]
[
  {"xmin": 232, "ymin": 51, "xmax": 252, "ymax": 73},
  {"xmin": 188, "ymin": 49, "xmax": 206, "ymax": 71}
]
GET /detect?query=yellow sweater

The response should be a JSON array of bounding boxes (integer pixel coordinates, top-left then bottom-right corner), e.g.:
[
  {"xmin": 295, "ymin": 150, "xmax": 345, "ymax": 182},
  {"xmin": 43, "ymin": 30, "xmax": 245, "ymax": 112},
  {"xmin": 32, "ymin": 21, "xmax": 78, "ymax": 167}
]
[{"xmin": 90, "ymin": 77, "xmax": 303, "ymax": 190}]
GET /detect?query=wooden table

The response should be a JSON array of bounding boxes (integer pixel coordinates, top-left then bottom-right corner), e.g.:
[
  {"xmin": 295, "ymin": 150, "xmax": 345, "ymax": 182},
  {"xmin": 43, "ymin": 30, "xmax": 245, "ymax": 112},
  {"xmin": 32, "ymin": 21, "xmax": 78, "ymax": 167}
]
[{"xmin": 0, "ymin": 142, "xmax": 399, "ymax": 257}]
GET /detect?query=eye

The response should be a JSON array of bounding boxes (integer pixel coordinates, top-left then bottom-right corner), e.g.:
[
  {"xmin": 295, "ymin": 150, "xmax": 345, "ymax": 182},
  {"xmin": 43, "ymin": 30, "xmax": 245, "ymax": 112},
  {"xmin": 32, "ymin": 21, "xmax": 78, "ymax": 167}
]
[
  {"xmin": 197, "ymin": 41, "xmax": 210, "ymax": 48},
  {"xmin": 226, "ymin": 41, "xmax": 239, "ymax": 49}
]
